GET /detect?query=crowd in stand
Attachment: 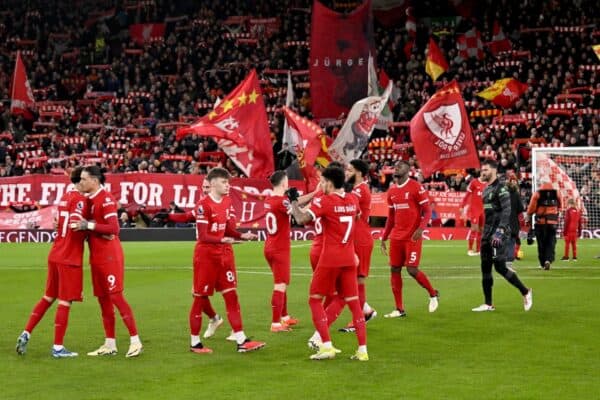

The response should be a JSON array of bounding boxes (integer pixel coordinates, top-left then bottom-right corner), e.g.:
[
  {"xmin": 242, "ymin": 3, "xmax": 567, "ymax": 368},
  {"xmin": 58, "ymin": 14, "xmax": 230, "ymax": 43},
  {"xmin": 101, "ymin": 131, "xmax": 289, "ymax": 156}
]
[{"xmin": 0, "ymin": 0, "xmax": 598, "ymax": 205}]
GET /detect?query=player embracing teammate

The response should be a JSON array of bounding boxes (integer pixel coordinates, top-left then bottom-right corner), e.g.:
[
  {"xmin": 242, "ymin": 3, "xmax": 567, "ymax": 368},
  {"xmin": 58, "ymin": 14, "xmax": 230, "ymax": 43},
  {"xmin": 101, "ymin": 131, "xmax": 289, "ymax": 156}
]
[{"xmin": 290, "ymin": 165, "xmax": 368, "ymax": 361}]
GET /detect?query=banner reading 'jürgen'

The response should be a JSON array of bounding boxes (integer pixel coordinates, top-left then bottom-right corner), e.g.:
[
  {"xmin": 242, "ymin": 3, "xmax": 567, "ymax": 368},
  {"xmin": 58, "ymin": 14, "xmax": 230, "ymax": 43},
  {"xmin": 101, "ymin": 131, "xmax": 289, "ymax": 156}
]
[{"xmin": 309, "ymin": 0, "xmax": 375, "ymax": 121}]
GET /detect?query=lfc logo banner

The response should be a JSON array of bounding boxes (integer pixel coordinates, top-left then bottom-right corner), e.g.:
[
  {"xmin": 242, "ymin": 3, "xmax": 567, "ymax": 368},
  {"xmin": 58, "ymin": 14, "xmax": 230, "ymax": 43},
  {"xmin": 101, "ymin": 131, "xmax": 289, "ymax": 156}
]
[
  {"xmin": 309, "ymin": 0, "xmax": 376, "ymax": 121},
  {"xmin": 410, "ymin": 80, "xmax": 480, "ymax": 177}
]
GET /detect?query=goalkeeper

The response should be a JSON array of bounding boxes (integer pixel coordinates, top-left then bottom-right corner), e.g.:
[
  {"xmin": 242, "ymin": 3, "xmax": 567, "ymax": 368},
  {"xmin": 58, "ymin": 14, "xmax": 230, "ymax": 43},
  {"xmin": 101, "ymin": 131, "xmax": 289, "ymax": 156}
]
[{"xmin": 471, "ymin": 160, "xmax": 533, "ymax": 313}]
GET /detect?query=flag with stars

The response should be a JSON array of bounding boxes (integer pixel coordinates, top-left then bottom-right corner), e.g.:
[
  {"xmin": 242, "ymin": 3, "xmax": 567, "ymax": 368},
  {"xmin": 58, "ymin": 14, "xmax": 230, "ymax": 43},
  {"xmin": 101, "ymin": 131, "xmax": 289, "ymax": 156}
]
[{"xmin": 177, "ymin": 69, "xmax": 274, "ymax": 178}]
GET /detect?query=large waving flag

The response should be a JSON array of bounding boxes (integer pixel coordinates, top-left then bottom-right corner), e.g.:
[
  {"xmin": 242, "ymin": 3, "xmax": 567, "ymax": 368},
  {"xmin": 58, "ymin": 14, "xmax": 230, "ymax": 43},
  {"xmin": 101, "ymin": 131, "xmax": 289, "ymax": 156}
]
[
  {"xmin": 410, "ymin": 80, "xmax": 479, "ymax": 178},
  {"xmin": 282, "ymin": 106, "xmax": 324, "ymax": 168},
  {"xmin": 535, "ymin": 152, "xmax": 587, "ymax": 217},
  {"xmin": 425, "ymin": 38, "xmax": 449, "ymax": 82},
  {"xmin": 488, "ymin": 21, "xmax": 512, "ymax": 55},
  {"xmin": 310, "ymin": 0, "xmax": 375, "ymax": 120},
  {"xmin": 476, "ymin": 78, "xmax": 528, "ymax": 108},
  {"xmin": 282, "ymin": 106, "xmax": 330, "ymax": 191},
  {"xmin": 10, "ymin": 51, "xmax": 36, "ymax": 119},
  {"xmin": 281, "ymin": 72, "xmax": 299, "ymax": 153},
  {"xmin": 368, "ymin": 54, "xmax": 394, "ymax": 129},
  {"xmin": 176, "ymin": 70, "xmax": 274, "ymax": 178},
  {"xmin": 328, "ymin": 81, "xmax": 393, "ymax": 164},
  {"xmin": 456, "ymin": 28, "xmax": 484, "ymax": 61}
]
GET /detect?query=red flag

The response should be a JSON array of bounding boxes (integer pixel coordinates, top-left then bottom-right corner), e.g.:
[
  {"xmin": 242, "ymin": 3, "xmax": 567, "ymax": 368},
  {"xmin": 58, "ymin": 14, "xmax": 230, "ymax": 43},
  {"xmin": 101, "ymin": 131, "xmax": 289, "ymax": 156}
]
[
  {"xmin": 282, "ymin": 106, "xmax": 324, "ymax": 167},
  {"xmin": 129, "ymin": 23, "xmax": 166, "ymax": 45},
  {"xmin": 456, "ymin": 28, "xmax": 484, "ymax": 61},
  {"xmin": 372, "ymin": 0, "xmax": 409, "ymax": 27},
  {"xmin": 476, "ymin": 78, "xmax": 528, "ymax": 108},
  {"xmin": 488, "ymin": 21, "xmax": 512, "ymax": 55},
  {"xmin": 310, "ymin": 0, "xmax": 375, "ymax": 120},
  {"xmin": 282, "ymin": 106, "xmax": 331, "ymax": 191},
  {"xmin": 176, "ymin": 70, "xmax": 273, "ymax": 178},
  {"xmin": 410, "ymin": 81, "xmax": 480, "ymax": 178},
  {"xmin": 425, "ymin": 38, "xmax": 449, "ymax": 81},
  {"xmin": 10, "ymin": 51, "xmax": 36, "ymax": 119}
]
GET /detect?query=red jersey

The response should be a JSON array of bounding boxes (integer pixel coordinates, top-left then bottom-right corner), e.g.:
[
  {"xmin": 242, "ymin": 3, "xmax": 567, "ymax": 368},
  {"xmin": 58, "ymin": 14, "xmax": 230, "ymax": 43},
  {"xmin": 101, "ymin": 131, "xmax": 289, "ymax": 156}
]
[
  {"xmin": 384, "ymin": 179, "xmax": 430, "ymax": 241},
  {"xmin": 461, "ymin": 178, "xmax": 487, "ymax": 218},
  {"xmin": 308, "ymin": 191, "xmax": 359, "ymax": 268},
  {"xmin": 88, "ymin": 188, "xmax": 123, "ymax": 265},
  {"xmin": 352, "ymin": 181, "xmax": 373, "ymax": 246},
  {"xmin": 564, "ymin": 207, "xmax": 582, "ymax": 234},
  {"xmin": 310, "ymin": 190, "xmax": 324, "ymax": 246},
  {"xmin": 48, "ymin": 190, "xmax": 89, "ymax": 266},
  {"xmin": 264, "ymin": 194, "xmax": 291, "ymax": 252},
  {"xmin": 195, "ymin": 194, "xmax": 233, "ymax": 247}
]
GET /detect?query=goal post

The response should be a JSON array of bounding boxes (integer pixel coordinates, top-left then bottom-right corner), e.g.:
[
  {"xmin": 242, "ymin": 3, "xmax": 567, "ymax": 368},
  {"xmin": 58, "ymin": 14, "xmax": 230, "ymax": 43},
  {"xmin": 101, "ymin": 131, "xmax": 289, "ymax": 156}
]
[{"xmin": 531, "ymin": 146, "xmax": 600, "ymax": 233}]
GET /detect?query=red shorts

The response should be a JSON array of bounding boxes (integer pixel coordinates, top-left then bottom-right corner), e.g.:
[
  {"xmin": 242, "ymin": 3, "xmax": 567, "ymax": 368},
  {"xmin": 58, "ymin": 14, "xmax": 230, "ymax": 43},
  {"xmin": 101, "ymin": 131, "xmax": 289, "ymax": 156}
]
[
  {"xmin": 193, "ymin": 250, "xmax": 237, "ymax": 296},
  {"xmin": 265, "ymin": 249, "xmax": 291, "ymax": 284},
  {"xmin": 468, "ymin": 214, "xmax": 485, "ymax": 229},
  {"xmin": 45, "ymin": 262, "xmax": 83, "ymax": 302},
  {"xmin": 310, "ymin": 265, "xmax": 358, "ymax": 297},
  {"xmin": 389, "ymin": 239, "xmax": 423, "ymax": 268},
  {"xmin": 309, "ymin": 243, "xmax": 322, "ymax": 272},
  {"xmin": 564, "ymin": 232, "xmax": 578, "ymax": 242},
  {"xmin": 355, "ymin": 243, "xmax": 373, "ymax": 277},
  {"xmin": 91, "ymin": 262, "xmax": 124, "ymax": 297}
]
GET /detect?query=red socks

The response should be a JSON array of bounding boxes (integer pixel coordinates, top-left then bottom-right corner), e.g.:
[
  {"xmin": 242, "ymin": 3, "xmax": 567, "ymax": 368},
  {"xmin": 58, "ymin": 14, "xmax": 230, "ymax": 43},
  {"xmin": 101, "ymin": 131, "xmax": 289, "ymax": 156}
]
[
  {"xmin": 358, "ymin": 282, "xmax": 366, "ymax": 310},
  {"xmin": 468, "ymin": 235, "xmax": 475, "ymax": 251},
  {"xmin": 476, "ymin": 231, "xmax": 482, "ymax": 252},
  {"xmin": 54, "ymin": 304, "xmax": 70, "ymax": 346},
  {"xmin": 25, "ymin": 298, "xmax": 53, "ymax": 333},
  {"xmin": 271, "ymin": 290, "xmax": 285, "ymax": 324},
  {"xmin": 414, "ymin": 271, "xmax": 437, "ymax": 297},
  {"xmin": 203, "ymin": 298, "xmax": 216, "ymax": 319},
  {"xmin": 282, "ymin": 292, "xmax": 288, "ymax": 317},
  {"xmin": 189, "ymin": 296, "xmax": 204, "ymax": 336},
  {"xmin": 390, "ymin": 272, "xmax": 404, "ymax": 311},
  {"xmin": 222, "ymin": 290, "xmax": 243, "ymax": 332},
  {"xmin": 325, "ymin": 295, "xmax": 345, "ymax": 327},
  {"xmin": 347, "ymin": 299, "xmax": 367, "ymax": 346},
  {"xmin": 98, "ymin": 296, "xmax": 116, "ymax": 338},
  {"xmin": 309, "ymin": 297, "xmax": 331, "ymax": 343},
  {"xmin": 110, "ymin": 292, "xmax": 138, "ymax": 336}
]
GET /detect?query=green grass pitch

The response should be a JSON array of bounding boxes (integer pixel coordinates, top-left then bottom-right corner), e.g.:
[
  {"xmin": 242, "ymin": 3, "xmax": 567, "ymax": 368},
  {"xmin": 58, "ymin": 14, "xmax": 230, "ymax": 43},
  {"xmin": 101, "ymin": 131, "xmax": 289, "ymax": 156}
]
[{"xmin": 2, "ymin": 239, "xmax": 600, "ymax": 400}]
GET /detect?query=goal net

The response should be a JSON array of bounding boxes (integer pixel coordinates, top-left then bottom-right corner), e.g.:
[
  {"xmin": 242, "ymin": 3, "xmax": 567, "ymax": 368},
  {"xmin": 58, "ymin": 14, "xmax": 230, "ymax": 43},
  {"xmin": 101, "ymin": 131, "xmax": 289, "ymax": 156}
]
[{"xmin": 531, "ymin": 146, "xmax": 600, "ymax": 233}]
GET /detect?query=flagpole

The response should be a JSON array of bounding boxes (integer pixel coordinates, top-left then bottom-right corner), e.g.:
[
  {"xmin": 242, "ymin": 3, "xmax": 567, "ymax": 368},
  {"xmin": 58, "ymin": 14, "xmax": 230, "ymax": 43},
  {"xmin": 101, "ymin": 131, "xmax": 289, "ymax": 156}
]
[{"xmin": 11, "ymin": 51, "xmax": 19, "ymax": 106}]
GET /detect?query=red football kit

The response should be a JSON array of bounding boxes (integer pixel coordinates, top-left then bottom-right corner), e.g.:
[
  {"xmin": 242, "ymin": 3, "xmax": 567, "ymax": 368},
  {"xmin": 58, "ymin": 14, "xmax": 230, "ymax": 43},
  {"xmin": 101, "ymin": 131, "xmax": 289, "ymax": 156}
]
[
  {"xmin": 563, "ymin": 206, "xmax": 582, "ymax": 259},
  {"xmin": 46, "ymin": 190, "xmax": 89, "ymax": 301},
  {"xmin": 307, "ymin": 191, "xmax": 360, "ymax": 297},
  {"xmin": 383, "ymin": 179, "xmax": 431, "ymax": 268},
  {"xmin": 461, "ymin": 178, "xmax": 487, "ymax": 226},
  {"xmin": 87, "ymin": 187, "xmax": 125, "ymax": 297},
  {"xmin": 193, "ymin": 194, "xmax": 241, "ymax": 296},
  {"xmin": 264, "ymin": 195, "xmax": 291, "ymax": 284},
  {"xmin": 352, "ymin": 181, "xmax": 374, "ymax": 277}
]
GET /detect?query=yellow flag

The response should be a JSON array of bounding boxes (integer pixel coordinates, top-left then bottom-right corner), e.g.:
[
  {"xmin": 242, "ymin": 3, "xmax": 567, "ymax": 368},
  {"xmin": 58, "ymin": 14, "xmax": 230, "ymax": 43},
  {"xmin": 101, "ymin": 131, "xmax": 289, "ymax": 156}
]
[{"xmin": 593, "ymin": 44, "xmax": 600, "ymax": 61}]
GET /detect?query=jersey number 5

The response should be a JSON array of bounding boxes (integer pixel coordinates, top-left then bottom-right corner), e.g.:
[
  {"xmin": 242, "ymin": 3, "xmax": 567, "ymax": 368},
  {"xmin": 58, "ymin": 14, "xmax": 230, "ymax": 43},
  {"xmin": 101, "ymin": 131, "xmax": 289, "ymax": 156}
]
[{"xmin": 339, "ymin": 215, "xmax": 353, "ymax": 244}]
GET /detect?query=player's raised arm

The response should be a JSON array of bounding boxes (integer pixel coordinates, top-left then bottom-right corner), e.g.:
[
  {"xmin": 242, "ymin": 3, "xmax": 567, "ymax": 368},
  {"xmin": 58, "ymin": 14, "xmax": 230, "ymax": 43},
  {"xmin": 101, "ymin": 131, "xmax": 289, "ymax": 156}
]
[{"xmin": 288, "ymin": 187, "xmax": 313, "ymax": 225}]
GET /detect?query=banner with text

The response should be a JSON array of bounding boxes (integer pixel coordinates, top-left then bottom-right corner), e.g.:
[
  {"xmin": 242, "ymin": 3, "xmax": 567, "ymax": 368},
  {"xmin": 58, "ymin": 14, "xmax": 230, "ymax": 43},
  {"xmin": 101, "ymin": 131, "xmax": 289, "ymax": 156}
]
[
  {"xmin": 0, "ymin": 174, "xmax": 306, "ymax": 229},
  {"xmin": 309, "ymin": 0, "xmax": 375, "ymax": 120}
]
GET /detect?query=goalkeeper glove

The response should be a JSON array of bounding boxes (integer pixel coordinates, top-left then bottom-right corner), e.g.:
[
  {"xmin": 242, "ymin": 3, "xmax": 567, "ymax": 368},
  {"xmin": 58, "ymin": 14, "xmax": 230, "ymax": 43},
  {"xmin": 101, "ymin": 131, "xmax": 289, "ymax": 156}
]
[
  {"xmin": 286, "ymin": 187, "xmax": 300, "ymax": 202},
  {"xmin": 491, "ymin": 228, "xmax": 504, "ymax": 248}
]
